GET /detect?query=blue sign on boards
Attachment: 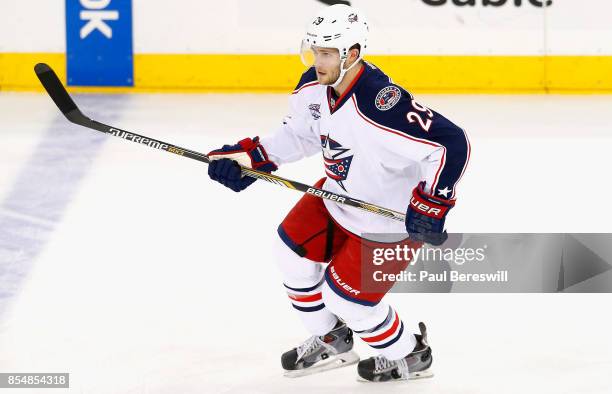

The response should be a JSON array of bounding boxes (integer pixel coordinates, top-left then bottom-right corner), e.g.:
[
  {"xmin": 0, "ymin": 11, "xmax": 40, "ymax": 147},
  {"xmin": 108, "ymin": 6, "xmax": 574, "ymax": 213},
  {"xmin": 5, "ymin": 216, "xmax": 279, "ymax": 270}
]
[{"xmin": 66, "ymin": 0, "xmax": 133, "ymax": 86}]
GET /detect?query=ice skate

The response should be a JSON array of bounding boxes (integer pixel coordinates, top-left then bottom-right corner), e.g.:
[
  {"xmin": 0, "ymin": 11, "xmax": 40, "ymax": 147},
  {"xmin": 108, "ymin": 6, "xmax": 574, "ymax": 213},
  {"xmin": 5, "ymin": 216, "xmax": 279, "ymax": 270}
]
[
  {"xmin": 282, "ymin": 321, "xmax": 359, "ymax": 378},
  {"xmin": 357, "ymin": 322, "xmax": 433, "ymax": 382}
]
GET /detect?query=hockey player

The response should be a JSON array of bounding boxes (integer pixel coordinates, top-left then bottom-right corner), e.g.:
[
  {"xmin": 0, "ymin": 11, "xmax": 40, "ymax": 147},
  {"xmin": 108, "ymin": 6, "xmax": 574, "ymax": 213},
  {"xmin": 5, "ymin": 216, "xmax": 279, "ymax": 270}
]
[{"xmin": 206, "ymin": 4, "xmax": 470, "ymax": 382}]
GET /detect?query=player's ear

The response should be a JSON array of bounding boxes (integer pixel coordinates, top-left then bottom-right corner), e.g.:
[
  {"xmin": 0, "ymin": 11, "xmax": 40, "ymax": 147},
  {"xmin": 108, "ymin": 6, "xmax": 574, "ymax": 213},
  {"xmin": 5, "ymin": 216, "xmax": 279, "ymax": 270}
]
[{"xmin": 348, "ymin": 44, "xmax": 361, "ymax": 62}]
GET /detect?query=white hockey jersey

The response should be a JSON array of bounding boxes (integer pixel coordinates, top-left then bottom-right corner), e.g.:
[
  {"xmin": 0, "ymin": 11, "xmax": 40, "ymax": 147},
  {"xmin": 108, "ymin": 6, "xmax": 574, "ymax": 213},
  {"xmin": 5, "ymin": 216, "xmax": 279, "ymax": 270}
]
[{"xmin": 261, "ymin": 62, "xmax": 470, "ymax": 238}]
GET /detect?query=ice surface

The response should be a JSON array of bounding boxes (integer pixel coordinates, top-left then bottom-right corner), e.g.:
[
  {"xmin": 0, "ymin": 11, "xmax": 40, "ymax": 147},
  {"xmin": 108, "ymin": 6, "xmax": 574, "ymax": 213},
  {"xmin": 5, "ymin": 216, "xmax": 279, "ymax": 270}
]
[{"xmin": 0, "ymin": 92, "xmax": 611, "ymax": 393}]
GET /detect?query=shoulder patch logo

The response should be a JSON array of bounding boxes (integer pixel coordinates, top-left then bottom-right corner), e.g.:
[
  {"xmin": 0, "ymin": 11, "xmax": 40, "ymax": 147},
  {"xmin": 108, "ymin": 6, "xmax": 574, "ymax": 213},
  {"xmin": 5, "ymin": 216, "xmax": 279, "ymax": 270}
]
[
  {"xmin": 308, "ymin": 103, "xmax": 321, "ymax": 120},
  {"xmin": 375, "ymin": 86, "xmax": 402, "ymax": 111}
]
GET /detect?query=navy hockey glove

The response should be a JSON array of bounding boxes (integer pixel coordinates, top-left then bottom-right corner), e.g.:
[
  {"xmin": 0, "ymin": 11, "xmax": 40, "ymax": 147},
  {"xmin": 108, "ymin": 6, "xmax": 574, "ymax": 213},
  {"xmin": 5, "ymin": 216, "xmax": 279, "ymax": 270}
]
[
  {"xmin": 406, "ymin": 181, "xmax": 455, "ymax": 246},
  {"xmin": 207, "ymin": 137, "xmax": 277, "ymax": 192}
]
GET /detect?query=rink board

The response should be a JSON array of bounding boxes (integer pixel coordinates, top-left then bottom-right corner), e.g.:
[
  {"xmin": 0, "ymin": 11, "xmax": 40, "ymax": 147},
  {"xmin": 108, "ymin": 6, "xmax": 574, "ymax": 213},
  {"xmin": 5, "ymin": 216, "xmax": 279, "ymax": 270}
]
[
  {"xmin": 2, "ymin": 53, "xmax": 612, "ymax": 94},
  {"xmin": 2, "ymin": 0, "xmax": 612, "ymax": 93}
]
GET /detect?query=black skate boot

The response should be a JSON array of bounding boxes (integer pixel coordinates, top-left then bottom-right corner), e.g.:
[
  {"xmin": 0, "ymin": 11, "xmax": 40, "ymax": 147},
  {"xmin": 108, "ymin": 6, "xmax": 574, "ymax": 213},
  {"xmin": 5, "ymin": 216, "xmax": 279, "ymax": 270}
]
[
  {"xmin": 282, "ymin": 320, "xmax": 360, "ymax": 377},
  {"xmin": 357, "ymin": 322, "xmax": 433, "ymax": 382}
]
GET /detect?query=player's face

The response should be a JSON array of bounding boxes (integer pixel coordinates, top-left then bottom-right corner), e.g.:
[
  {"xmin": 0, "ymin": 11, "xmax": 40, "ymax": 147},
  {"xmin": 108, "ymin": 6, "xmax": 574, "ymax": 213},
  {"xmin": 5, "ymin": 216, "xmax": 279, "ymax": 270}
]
[
  {"xmin": 313, "ymin": 47, "xmax": 341, "ymax": 85},
  {"xmin": 302, "ymin": 45, "xmax": 342, "ymax": 85}
]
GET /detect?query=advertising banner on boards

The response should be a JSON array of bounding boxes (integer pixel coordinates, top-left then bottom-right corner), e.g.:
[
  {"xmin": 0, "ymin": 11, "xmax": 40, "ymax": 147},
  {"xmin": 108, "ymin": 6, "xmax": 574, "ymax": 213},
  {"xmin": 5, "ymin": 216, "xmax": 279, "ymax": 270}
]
[{"xmin": 65, "ymin": 0, "xmax": 133, "ymax": 86}]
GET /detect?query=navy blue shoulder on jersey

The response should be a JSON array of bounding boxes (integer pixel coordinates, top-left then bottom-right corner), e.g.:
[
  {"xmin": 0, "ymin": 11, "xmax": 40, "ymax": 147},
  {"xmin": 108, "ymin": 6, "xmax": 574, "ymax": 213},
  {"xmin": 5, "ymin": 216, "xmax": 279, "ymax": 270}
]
[
  {"xmin": 354, "ymin": 63, "xmax": 470, "ymax": 199},
  {"xmin": 293, "ymin": 67, "xmax": 318, "ymax": 92}
]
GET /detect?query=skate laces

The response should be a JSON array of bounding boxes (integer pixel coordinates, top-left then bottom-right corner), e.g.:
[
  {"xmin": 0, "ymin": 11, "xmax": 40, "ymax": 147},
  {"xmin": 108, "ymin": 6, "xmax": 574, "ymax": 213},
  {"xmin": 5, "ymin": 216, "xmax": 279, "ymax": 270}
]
[
  {"xmin": 296, "ymin": 335, "xmax": 337, "ymax": 362},
  {"xmin": 374, "ymin": 356, "xmax": 409, "ymax": 378},
  {"xmin": 296, "ymin": 336, "xmax": 321, "ymax": 361}
]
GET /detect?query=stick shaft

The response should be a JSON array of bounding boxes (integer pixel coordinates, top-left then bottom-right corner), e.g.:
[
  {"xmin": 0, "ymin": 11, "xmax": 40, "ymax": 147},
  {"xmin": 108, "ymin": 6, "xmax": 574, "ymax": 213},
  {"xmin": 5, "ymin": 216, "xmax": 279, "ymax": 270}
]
[{"xmin": 34, "ymin": 63, "xmax": 406, "ymax": 222}]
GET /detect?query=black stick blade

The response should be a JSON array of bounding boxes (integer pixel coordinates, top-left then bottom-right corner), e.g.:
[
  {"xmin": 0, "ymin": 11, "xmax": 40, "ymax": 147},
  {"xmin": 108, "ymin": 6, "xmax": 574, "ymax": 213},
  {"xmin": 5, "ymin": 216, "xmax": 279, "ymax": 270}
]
[{"xmin": 34, "ymin": 63, "xmax": 79, "ymax": 116}]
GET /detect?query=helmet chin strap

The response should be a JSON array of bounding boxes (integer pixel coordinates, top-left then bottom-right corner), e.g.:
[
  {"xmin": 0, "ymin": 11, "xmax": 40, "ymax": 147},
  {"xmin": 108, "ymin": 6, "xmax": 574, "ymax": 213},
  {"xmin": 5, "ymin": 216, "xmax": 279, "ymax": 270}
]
[{"xmin": 328, "ymin": 56, "xmax": 362, "ymax": 89}]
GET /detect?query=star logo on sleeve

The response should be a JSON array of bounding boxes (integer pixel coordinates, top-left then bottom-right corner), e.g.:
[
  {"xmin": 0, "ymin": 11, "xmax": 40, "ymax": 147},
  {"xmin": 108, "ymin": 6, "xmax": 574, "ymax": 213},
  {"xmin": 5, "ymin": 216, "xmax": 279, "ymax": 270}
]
[{"xmin": 437, "ymin": 186, "xmax": 452, "ymax": 198}]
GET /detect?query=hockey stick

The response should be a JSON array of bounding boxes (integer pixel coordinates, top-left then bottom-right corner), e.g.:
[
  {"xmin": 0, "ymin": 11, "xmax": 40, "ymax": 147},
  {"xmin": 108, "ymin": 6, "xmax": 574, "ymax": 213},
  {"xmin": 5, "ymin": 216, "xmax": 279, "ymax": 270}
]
[{"xmin": 34, "ymin": 63, "xmax": 406, "ymax": 222}]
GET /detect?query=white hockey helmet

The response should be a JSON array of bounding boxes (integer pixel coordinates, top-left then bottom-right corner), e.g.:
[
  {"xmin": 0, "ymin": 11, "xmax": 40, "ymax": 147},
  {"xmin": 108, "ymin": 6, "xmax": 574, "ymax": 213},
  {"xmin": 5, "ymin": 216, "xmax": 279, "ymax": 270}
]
[{"xmin": 300, "ymin": 4, "xmax": 369, "ymax": 87}]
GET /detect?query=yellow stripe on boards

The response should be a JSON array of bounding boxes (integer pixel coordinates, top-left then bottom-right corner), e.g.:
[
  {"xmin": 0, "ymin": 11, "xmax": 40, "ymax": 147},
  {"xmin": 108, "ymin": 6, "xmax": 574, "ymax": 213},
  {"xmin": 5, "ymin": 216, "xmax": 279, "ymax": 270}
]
[
  {"xmin": 0, "ymin": 53, "xmax": 65, "ymax": 91},
  {"xmin": 545, "ymin": 56, "xmax": 612, "ymax": 92},
  {"xmin": 134, "ymin": 54, "xmax": 304, "ymax": 92},
  {"xmin": 1, "ymin": 53, "xmax": 611, "ymax": 94},
  {"xmin": 374, "ymin": 55, "xmax": 547, "ymax": 93}
]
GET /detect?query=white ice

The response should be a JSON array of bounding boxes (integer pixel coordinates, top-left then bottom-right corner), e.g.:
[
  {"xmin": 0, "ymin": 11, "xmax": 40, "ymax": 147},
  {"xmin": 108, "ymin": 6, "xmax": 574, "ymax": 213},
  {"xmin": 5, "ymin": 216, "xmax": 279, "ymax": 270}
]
[{"xmin": 0, "ymin": 92, "xmax": 611, "ymax": 393}]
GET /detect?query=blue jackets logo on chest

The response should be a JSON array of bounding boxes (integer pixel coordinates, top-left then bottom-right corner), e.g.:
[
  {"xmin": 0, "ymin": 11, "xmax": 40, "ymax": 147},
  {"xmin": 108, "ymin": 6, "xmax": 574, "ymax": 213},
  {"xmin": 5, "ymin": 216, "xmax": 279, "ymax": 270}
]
[{"xmin": 321, "ymin": 134, "xmax": 353, "ymax": 191}]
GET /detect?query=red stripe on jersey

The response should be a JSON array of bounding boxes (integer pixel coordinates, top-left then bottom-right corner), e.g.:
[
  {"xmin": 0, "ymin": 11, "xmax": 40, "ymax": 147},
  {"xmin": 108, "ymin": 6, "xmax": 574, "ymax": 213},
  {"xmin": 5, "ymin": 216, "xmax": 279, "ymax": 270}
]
[
  {"xmin": 451, "ymin": 128, "xmax": 471, "ymax": 199},
  {"xmin": 292, "ymin": 81, "xmax": 319, "ymax": 95},
  {"xmin": 351, "ymin": 96, "xmax": 446, "ymax": 195},
  {"xmin": 351, "ymin": 96, "xmax": 442, "ymax": 149},
  {"xmin": 430, "ymin": 147, "xmax": 447, "ymax": 194},
  {"xmin": 327, "ymin": 64, "xmax": 366, "ymax": 114}
]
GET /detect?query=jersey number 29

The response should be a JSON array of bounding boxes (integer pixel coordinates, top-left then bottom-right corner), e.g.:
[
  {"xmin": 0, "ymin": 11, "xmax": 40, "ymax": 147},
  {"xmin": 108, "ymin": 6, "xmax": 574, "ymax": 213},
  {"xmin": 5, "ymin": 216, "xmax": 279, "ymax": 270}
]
[{"xmin": 407, "ymin": 100, "xmax": 433, "ymax": 132}]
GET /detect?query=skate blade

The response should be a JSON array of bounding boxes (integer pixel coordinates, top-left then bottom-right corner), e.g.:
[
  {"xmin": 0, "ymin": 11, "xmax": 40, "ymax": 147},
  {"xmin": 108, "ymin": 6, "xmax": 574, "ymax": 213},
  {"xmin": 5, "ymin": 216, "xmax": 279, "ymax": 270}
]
[
  {"xmin": 357, "ymin": 369, "xmax": 434, "ymax": 382},
  {"xmin": 283, "ymin": 350, "xmax": 360, "ymax": 378}
]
